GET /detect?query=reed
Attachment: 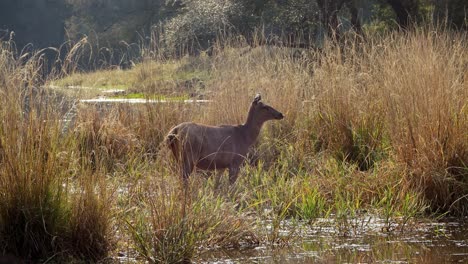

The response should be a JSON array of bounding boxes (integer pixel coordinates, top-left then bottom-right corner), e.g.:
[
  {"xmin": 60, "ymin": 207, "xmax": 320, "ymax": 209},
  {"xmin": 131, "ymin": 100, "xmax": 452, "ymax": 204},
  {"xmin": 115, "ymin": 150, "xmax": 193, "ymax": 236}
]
[{"xmin": 0, "ymin": 40, "xmax": 113, "ymax": 261}]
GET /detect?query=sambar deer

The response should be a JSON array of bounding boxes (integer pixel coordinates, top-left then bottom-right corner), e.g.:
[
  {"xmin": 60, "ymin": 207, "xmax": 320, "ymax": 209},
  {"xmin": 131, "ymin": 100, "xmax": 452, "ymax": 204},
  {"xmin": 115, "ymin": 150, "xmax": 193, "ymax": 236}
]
[{"xmin": 166, "ymin": 94, "xmax": 284, "ymax": 184}]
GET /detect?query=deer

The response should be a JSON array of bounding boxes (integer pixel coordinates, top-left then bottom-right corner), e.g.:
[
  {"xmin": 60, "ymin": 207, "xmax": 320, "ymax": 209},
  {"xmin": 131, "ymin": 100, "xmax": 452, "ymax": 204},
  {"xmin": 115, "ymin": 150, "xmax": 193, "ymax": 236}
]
[{"xmin": 166, "ymin": 94, "xmax": 284, "ymax": 184}]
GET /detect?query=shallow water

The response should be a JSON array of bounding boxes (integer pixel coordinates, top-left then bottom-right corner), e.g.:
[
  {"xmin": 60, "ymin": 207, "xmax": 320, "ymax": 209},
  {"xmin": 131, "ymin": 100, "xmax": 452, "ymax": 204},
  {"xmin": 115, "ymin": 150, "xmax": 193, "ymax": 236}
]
[
  {"xmin": 80, "ymin": 98, "xmax": 212, "ymax": 103},
  {"xmin": 197, "ymin": 217, "xmax": 468, "ymax": 263}
]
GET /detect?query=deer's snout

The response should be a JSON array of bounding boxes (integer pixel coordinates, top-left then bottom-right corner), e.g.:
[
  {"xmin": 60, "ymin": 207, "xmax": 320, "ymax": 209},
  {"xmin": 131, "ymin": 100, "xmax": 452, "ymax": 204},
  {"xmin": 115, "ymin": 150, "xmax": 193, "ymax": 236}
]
[{"xmin": 276, "ymin": 112, "xmax": 284, "ymax": 120}]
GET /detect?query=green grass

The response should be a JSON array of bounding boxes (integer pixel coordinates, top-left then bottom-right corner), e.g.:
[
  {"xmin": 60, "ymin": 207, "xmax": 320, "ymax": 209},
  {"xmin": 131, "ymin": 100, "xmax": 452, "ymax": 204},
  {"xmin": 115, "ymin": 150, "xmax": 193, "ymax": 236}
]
[
  {"xmin": 50, "ymin": 59, "xmax": 211, "ymax": 99},
  {"xmin": 52, "ymin": 69, "xmax": 132, "ymax": 89}
]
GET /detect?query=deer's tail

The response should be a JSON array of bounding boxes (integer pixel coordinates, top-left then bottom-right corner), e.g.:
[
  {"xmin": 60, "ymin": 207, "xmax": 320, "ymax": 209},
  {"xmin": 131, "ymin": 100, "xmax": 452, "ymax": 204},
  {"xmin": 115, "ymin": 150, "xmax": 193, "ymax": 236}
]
[{"xmin": 166, "ymin": 127, "xmax": 180, "ymax": 162}]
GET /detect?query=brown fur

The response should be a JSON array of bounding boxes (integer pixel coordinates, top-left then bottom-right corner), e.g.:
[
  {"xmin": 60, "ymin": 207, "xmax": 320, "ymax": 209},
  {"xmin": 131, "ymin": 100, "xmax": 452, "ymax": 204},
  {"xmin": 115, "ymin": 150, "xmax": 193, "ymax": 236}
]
[{"xmin": 166, "ymin": 94, "xmax": 284, "ymax": 184}]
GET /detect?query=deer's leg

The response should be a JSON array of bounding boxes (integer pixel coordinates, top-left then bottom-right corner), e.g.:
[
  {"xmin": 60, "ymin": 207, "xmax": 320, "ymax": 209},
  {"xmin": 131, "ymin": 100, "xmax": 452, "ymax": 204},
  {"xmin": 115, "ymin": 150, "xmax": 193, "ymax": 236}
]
[
  {"xmin": 181, "ymin": 152, "xmax": 194, "ymax": 184},
  {"xmin": 228, "ymin": 166, "xmax": 240, "ymax": 184},
  {"xmin": 213, "ymin": 169, "xmax": 222, "ymax": 189}
]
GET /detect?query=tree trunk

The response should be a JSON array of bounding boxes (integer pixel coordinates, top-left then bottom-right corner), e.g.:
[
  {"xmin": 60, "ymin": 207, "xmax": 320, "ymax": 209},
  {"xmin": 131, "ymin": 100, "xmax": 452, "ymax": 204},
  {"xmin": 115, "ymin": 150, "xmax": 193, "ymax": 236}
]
[
  {"xmin": 317, "ymin": 0, "xmax": 347, "ymax": 41},
  {"xmin": 348, "ymin": 1, "xmax": 363, "ymax": 35},
  {"xmin": 386, "ymin": 0, "xmax": 419, "ymax": 29}
]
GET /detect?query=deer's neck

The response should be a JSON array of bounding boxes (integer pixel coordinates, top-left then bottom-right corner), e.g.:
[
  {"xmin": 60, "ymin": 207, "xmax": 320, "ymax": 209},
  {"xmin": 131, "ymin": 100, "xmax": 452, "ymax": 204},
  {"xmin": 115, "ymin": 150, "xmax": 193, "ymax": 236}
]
[{"xmin": 243, "ymin": 108, "xmax": 264, "ymax": 146}]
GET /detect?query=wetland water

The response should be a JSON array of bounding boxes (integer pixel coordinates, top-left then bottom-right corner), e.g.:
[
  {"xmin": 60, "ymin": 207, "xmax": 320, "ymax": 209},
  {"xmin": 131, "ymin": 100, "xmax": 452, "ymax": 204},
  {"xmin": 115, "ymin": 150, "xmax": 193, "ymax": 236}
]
[{"xmin": 197, "ymin": 217, "xmax": 468, "ymax": 263}]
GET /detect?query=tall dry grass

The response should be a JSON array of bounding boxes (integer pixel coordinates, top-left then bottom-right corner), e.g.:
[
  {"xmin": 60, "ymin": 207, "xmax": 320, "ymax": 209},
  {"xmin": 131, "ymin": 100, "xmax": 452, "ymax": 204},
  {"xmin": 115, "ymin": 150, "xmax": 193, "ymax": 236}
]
[
  {"xmin": 0, "ymin": 40, "xmax": 113, "ymax": 261},
  {"xmin": 125, "ymin": 176, "xmax": 258, "ymax": 263},
  {"xmin": 92, "ymin": 28, "xmax": 466, "ymax": 215},
  {"xmin": 183, "ymin": 28, "xmax": 468, "ymax": 214},
  {"xmin": 376, "ymin": 30, "xmax": 468, "ymax": 214}
]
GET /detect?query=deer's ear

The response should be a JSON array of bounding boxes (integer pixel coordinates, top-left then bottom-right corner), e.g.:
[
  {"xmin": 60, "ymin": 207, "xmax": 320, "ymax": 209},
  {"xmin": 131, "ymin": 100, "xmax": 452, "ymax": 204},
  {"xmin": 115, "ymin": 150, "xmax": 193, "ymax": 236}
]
[{"xmin": 253, "ymin": 94, "xmax": 262, "ymax": 104}]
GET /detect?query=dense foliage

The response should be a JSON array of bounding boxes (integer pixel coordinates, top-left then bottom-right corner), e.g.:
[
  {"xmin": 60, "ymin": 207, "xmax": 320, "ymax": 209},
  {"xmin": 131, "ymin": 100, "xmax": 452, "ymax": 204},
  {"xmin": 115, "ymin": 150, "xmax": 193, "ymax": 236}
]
[{"xmin": 0, "ymin": 0, "xmax": 466, "ymax": 52}]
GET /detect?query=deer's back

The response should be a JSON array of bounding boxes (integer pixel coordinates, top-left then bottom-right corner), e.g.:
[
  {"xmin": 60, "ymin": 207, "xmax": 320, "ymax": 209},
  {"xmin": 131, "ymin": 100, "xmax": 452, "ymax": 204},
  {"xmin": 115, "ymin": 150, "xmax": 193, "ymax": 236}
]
[{"xmin": 174, "ymin": 122, "xmax": 248, "ymax": 169}]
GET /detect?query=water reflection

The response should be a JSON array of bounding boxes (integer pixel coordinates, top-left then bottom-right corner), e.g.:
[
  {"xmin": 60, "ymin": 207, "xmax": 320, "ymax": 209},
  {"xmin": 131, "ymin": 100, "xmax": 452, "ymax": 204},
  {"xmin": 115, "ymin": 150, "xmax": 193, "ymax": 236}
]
[{"xmin": 197, "ymin": 218, "xmax": 468, "ymax": 263}]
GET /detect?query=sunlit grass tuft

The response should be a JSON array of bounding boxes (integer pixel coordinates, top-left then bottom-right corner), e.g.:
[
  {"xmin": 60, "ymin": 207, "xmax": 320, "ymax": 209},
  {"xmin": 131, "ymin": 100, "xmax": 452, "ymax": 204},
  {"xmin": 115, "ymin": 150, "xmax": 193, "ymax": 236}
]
[
  {"xmin": 0, "ymin": 40, "xmax": 114, "ymax": 262},
  {"xmin": 126, "ymin": 176, "xmax": 258, "ymax": 263}
]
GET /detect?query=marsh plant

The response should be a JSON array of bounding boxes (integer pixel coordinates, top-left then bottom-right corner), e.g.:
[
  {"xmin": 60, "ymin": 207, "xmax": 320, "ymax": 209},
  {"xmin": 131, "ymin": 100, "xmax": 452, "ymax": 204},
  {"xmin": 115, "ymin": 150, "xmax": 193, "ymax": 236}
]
[
  {"xmin": 0, "ymin": 41, "xmax": 113, "ymax": 261},
  {"xmin": 125, "ymin": 177, "xmax": 258, "ymax": 263}
]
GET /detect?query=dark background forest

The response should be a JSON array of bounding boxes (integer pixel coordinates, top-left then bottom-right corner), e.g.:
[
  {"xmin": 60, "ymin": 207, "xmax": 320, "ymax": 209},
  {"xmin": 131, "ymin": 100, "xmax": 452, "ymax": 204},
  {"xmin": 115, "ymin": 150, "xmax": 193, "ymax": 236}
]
[{"xmin": 0, "ymin": 0, "xmax": 466, "ymax": 58}]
